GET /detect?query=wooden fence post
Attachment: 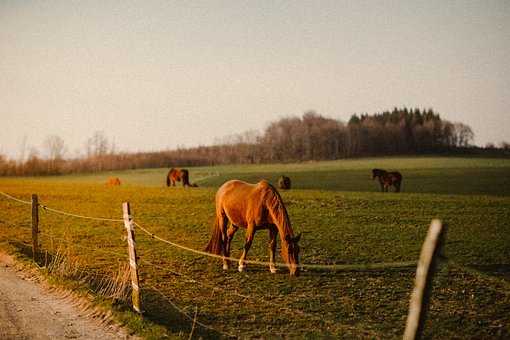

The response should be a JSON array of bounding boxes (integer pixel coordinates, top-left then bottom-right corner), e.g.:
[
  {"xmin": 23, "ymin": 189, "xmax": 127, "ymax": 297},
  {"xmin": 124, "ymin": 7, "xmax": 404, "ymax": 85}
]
[
  {"xmin": 123, "ymin": 202, "xmax": 142, "ymax": 314},
  {"xmin": 403, "ymin": 219, "xmax": 446, "ymax": 340},
  {"xmin": 31, "ymin": 194, "xmax": 39, "ymax": 262}
]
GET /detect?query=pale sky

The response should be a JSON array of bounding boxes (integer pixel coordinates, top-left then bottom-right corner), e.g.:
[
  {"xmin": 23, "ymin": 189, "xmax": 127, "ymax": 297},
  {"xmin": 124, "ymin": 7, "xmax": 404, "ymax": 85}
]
[{"xmin": 1, "ymin": 1, "xmax": 509, "ymax": 159}]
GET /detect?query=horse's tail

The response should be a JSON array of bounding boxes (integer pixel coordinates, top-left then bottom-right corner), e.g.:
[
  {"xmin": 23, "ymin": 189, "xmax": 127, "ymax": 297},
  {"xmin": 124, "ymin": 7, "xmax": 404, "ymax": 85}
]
[{"xmin": 205, "ymin": 214, "xmax": 223, "ymax": 255}]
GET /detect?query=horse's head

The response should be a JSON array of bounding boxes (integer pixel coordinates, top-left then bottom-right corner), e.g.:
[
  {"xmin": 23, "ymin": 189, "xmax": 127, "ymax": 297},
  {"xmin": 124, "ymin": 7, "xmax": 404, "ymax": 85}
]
[
  {"xmin": 283, "ymin": 233, "xmax": 301, "ymax": 276},
  {"xmin": 372, "ymin": 168, "xmax": 386, "ymax": 180}
]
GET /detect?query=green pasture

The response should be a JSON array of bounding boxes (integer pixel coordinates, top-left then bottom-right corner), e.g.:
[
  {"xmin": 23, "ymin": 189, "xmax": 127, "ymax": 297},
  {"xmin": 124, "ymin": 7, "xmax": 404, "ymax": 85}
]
[
  {"xmin": 0, "ymin": 156, "xmax": 509, "ymax": 338},
  {"xmin": 33, "ymin": 156, "xmax": 510, "ymax": 196}
]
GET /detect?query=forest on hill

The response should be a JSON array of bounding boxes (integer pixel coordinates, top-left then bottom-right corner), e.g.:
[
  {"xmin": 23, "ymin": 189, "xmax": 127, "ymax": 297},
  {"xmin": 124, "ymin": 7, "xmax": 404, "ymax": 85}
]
[{"xmin": 1, "ymin": 107, "xmax": 508, "ymax": 176}]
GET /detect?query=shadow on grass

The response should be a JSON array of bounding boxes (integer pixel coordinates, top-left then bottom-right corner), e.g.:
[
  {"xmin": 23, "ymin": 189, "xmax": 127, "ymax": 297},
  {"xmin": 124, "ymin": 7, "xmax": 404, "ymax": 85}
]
[
  {"xmin": 469, "ymin": 264, "xmax": 510, "ymax": 282},
  {"xmin": 10, "ymin": 240, "xmax": 37, "ymax": 261},
  {"xmin": 9, "ymin": 240, "xmax": 65, "ymax": 269},
  {"xmin": 141, "ymin": 287, "xmax": 230, "ymax": 339}
]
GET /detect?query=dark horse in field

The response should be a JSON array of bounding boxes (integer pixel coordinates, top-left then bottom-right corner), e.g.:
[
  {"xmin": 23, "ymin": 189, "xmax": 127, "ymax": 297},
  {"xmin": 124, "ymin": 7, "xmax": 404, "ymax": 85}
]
[
  {"xmin": 205, "ymin": 180, "xmax": 301, "ymax": 276},
  {"xmin": 166, "ymin": 168, "xmax": 193, "ymax": 187},
  {"xmin": 372, "ymin": 168, "xmax": 403, "ymax": 192},
  {"xmin": 278, "ymin": 175, "xmax": 291, "ymax": 190}
]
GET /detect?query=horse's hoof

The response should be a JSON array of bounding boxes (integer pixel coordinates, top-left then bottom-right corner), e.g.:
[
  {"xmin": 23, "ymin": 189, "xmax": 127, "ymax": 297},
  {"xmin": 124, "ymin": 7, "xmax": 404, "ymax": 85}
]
[
  {"xmin": 270, "ymin": 268, "xmax": 277, "ymax": 274},
  {"xmin": 238, "ymin": 265, "xmax": 246, "ymax": 272}
]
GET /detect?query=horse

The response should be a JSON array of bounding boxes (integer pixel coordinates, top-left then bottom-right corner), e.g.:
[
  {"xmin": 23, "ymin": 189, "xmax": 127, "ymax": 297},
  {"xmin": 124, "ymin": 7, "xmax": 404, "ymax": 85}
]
[
  {"xmin": 106, "ymin": 177, "xmax": 121, "ymax": 186},
  {"xmin": 372, "ymin": 168, "xmax": 402, "ymax": 192},
  {"xmin": 277, "ymin": 175, "xmax": 291, "ymax": 190},
  {"xmin": 166, "ymin": 168, "xmax": 191, "ymax": 187},
  {"xmin": 205, "ymin": 180, "xmax": 301, "ymax": 276}
]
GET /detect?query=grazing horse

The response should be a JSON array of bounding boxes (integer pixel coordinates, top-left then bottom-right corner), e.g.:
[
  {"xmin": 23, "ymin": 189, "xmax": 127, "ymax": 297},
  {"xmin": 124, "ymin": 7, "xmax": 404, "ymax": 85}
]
[
  {"xmin": 166, "ymin": 168, "xmax": 191, "ymax": 187},
  {"xmin": 372, "ymin": 168, "xmax": 403, "ymax": 192},
  {"xmin": 205, "ymin": 180, "xmax": 301, "ymax": 276},
  {"xmin": 278, "ymin": 175, "xmax": 291, "ymax": 190},
  {"xmin": 106, "ymin": 177, "xmax": 121, "ymax": 186}
]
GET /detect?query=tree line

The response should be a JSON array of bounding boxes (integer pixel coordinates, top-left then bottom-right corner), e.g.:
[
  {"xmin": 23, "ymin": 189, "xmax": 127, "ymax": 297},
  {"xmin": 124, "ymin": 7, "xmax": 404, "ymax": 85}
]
[{"xmin": 1, "ymin": 107, "xmax": 507, "ymax": 176}]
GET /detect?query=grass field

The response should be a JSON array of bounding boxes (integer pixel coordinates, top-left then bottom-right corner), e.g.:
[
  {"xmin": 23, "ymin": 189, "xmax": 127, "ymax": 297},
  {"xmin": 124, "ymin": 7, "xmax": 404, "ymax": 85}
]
[
  {"xmin": 0, "ymin": 156, "xmax": 509, "ymax": 338},
  {"xmin": 38, "ymin": 156, "xmax": 510, "ymax": 196}
]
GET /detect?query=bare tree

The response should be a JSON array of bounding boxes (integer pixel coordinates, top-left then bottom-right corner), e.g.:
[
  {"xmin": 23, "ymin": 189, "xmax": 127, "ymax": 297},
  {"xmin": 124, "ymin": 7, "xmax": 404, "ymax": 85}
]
[
  {"xmin": 43, "ymin": 135, "xmax": 66, "ymax": 174},
  {"xmin": 25, "ymin": 147, "xmax": 43, "ymax": 175},
  {"xmin": 18, "ymin": 135, "xmax": 28, "ymax": 164},
  {"xmin": 1, "ymin": 108, "xmax": 480, "ymax": 176},
  {"xmin": 43, "ymin": 135, "xmax": 66, "ymax": 161},
  {"xmin": 86, "ymin": 131, "xmax": 109, "ymax": 157},
  {"xmin": 499, "ymin": 141, "xmax": 510, "ymax": 150},
  {"xmin": 453, "ymin": 123, "xmax": 474, "ymax": 147}
]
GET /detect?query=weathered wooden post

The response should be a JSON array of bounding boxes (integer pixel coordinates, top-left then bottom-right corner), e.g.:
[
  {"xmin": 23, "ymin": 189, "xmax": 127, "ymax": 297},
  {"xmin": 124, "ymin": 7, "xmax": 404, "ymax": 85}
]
[
  {"xmin": 403, "ymin": 219, "xmax": 446, "ymax": 340},
  {"xmin": 122, "ymin": 202, "xmax": 142, "ymax": 314},
  {"xmin": 31, "ymin": 194, "xmax": 39, "ymax": 262}
]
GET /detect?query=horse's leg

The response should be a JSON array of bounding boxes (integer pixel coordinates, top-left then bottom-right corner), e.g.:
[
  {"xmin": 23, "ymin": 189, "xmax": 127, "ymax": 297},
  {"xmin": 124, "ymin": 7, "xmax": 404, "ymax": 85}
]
[
  {"xmin": 225, "ymin": 224, "xmax": 238, "ymax": 269},
  {"xmin": 268, "ymin": 227, "xmax": 277, "ymax": 274},
  {"xmin": 379, "ymin": 178, "xmax": 384, "ymax": 192},
  {"xmin": 219, "ymin": 215, "xmax": 230, "ymax": 270},
  {"xmin": 238, "ymin": 222, "xmax": 255, "ymax": 272}
]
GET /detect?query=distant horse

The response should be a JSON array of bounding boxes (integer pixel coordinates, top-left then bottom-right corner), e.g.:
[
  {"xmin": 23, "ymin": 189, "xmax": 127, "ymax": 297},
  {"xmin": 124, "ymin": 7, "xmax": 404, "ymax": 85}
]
[
  {"xmin": 106, "ymin": 177, "xmax": 121, "ymax": 186},
  {"xmin": 278, "ymin": 175, "xmax": 291, "ymax": 190},
  {"xmin": 372, "ymin": 169, "xmax": 402, "ymax": 192},
  {"xmin": 205, "ymin": 180, "xmax": 301, "ymax": 276},
  {"xmin": 166, "ymin": 168, "xmax": 191, "ymax": 187}
]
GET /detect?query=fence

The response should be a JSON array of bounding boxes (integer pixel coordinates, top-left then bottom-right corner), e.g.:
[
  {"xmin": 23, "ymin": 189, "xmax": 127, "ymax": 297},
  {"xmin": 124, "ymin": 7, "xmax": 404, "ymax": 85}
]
[{"xmin": 0, "ymin": 190, "xmax": 447, "ymax": 339}]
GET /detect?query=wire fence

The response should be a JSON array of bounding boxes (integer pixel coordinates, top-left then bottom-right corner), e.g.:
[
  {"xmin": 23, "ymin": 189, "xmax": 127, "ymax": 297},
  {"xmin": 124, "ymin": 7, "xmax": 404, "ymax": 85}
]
[
  {"xmin": 1, "ymin": 190, "xmax": 417, "ymax": 271},
  {"xmin": 0, "ymin": 190, "xmax": 32, "ymax": 205},
  {"xmin": 40, "ymin": 204, "xmax": 124, "ymax": 222},
  {"xmin": 0, "ymin": 189, "xmax": 462, "ymax": 338}
]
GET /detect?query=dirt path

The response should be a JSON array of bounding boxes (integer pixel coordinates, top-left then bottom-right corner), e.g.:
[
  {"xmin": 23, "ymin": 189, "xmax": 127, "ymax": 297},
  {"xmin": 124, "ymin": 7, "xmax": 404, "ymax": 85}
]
[{"xmin": 0, "ymin": 253, "xmax": 132, "ymax": 340}]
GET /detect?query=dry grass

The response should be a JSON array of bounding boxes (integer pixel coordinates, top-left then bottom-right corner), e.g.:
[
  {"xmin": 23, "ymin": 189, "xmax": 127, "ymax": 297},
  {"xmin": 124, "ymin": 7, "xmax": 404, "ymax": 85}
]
[{"xmin": 44, "ymin": 240, "xmax": 131, "ymax": 305}]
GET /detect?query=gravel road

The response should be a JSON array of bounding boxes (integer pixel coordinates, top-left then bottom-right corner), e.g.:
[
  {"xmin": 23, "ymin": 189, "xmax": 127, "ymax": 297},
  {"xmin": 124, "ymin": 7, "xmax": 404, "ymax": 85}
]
[{"xmin": 0, "ymin": 253, "xmax": 131, "ymax": 340}]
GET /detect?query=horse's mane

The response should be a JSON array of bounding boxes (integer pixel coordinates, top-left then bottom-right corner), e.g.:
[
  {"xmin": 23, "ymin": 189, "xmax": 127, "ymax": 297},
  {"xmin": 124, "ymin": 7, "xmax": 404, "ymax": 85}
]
[{"xmin": 261, "ymin": 182, "xmax": 295, "ymax": 260}]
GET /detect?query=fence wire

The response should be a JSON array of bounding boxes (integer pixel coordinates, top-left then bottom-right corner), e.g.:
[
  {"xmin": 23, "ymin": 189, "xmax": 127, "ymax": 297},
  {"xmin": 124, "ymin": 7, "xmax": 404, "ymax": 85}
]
[
  {"xmin": 2, "ymin": 190, "xmax": 418, "ymax": 271},
  {"xmin": 39, "ymin": 205, "xmax": 124, "ymax": 222},
  {"xmin": 0, "ymin": 191, "xmax": 32, "ymax": 205},
  {"xmin": 133, "ymin": 220, "xmax": 417, "ymax": 271},
  {"xmin": 1, "ymin": 190, "xmax": 124, "ymax": 222}
]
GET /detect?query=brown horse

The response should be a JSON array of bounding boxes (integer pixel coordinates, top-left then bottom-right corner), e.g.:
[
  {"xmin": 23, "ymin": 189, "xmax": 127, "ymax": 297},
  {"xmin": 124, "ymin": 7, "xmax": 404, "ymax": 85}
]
[
  {"xmin": 278, "ymin": 175, "xmax": 291, "ymax": 190},
  {"xmin": 205, "ymin": 180, "xmax": 301, "ymax": 276},
  {"xmin": 166, "ymin": 168, "xmax": 191, "ymax": 187},
  {"xmin": 372, "ymin": 168, "xmax": 402, "ymax": 192},
  {"xmin": 106, "ymin": 177, "xmax": 121, "ymax": 186}
]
